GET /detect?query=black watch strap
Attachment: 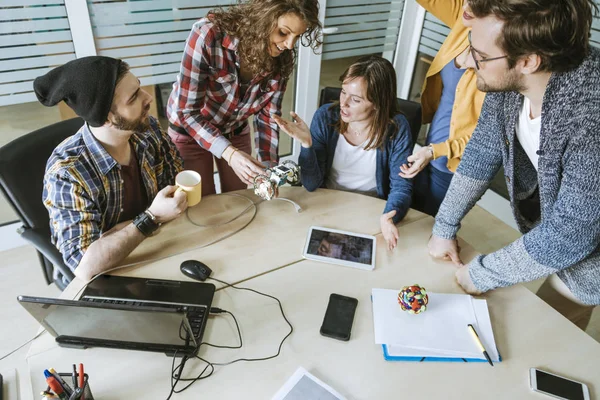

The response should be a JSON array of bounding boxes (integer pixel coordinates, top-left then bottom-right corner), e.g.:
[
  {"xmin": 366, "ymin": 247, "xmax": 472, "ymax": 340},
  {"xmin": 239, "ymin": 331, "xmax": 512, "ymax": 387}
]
[{"xmin": 133, "ymin": 210, "xmax": 160, "ymax": 237}]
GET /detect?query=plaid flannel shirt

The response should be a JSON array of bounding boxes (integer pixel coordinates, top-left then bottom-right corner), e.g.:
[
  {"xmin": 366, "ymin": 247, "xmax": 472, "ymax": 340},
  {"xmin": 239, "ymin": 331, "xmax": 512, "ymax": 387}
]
[
  {"xmin": 43, "ymin": 117, "xmax": 183, "ymax": 271},
  {"xmin": 167, "ymin": 18, "xmax": 287, "ymax": 165}
]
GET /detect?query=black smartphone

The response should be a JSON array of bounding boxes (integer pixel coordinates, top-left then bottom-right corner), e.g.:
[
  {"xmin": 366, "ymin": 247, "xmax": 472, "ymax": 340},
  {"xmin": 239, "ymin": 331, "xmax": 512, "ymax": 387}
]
[{"xmin": 320, "ymin": 293, "xmax": 358, "ymax": 341}]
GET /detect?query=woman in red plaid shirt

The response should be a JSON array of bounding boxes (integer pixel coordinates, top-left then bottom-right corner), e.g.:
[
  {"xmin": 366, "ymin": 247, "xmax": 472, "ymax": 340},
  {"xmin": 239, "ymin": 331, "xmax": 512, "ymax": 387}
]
[{"xmin": 167, "ymin": 0, "xmax": 322, "ymax": 195}]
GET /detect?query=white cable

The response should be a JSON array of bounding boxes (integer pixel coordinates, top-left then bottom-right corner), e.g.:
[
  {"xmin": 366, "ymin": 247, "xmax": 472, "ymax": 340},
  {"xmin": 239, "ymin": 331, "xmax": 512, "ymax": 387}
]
[{"xmin": 273, "ymin": 197, "xmax": 303, "ymax": 213}]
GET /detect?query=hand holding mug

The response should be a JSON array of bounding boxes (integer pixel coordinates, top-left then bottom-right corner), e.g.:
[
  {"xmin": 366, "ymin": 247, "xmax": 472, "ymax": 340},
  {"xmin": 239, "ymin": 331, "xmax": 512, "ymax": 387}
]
[
  {"xmin": 147, "ymin": 185, "xmax": 188, "ymax": 223},
  {"xmin": 175, "ymin": 170, "xmax": 202, "ymax": 207}
]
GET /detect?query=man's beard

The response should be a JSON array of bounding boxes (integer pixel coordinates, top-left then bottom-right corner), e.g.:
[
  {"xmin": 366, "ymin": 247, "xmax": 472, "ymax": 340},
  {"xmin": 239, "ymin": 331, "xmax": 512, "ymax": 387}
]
[
  {"xmin": 476, "ymin": 67, "xmax": 526, "ymax": 93},
  {"xmin": 111, "ymin": 107, "xmax": 150, "ymax": 133}
]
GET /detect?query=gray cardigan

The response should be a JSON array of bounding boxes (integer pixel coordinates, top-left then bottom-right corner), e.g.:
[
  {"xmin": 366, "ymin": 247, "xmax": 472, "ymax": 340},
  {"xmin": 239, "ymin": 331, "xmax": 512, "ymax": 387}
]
[{"xmin": 433, "ymin": 47, "xmax": 600, "ymax": 305}]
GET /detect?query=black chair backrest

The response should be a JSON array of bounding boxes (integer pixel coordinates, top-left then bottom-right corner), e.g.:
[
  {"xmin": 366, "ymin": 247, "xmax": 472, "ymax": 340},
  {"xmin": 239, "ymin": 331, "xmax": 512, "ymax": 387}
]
[
  {"xmin": 0, "ymin": 118, "xmax": 84, "ymax": 232},
  {"xmin": 319, "ymin": 87, "xmax": 422, "ymax": 146},
  {"xmin": 0, "ymin": 118, "xmax": 83, "ymax": 286}
]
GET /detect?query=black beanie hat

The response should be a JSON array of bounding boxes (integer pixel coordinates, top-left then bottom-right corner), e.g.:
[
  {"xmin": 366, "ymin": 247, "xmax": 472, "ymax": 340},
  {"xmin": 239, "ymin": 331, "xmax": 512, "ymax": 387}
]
[{"xmin": 33, "ymin": 56, "xmax": 122, "ymax": 128}]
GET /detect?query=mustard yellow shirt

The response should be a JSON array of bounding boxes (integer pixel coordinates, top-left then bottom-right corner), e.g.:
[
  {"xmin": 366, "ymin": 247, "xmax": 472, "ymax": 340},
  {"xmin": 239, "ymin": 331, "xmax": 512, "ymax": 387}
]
[{"xmin": 417, "ymin": 0, "xmax": 485, "ymax": 172}]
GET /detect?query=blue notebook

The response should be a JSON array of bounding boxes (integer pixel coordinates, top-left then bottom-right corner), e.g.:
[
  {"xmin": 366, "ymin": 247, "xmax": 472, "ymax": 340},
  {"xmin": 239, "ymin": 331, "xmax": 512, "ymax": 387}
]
[{"xmin": 382, "ymin": 344, "xmax": 502, "ymax": 363}]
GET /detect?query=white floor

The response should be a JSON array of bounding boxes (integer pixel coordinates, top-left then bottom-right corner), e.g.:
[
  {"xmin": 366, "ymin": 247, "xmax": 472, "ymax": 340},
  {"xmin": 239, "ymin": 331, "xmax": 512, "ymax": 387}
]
[{"xmin": 0, "ymin": 245, "xmax": 60, "ymax": 399}]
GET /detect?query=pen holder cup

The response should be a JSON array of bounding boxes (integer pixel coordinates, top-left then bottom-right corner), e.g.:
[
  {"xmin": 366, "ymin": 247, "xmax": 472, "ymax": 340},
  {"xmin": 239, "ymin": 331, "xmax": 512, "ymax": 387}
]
[{"xmin": 58, "ymin": 373, "xmax": 94, "ymax": 400}]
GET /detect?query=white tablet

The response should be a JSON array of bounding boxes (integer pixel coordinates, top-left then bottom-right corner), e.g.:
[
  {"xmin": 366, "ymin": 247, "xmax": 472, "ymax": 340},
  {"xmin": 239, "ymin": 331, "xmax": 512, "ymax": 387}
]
[{"xmin": 302, "ymin": 226, "xmax": 376, "ymax": 271}]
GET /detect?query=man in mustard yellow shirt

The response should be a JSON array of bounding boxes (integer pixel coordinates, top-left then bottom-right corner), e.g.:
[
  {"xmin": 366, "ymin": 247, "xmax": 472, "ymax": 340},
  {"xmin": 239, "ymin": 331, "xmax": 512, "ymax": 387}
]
[{"xmin": 400, "ymin": 0, "xmax": 485, "ymax": 216}]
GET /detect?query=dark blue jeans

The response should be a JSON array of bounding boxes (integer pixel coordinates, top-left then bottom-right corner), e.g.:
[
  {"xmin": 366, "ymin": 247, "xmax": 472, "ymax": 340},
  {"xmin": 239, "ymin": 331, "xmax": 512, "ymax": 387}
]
[{"xmin": 412, "ymin": 164, "xmax": 454, "ymax": 217}]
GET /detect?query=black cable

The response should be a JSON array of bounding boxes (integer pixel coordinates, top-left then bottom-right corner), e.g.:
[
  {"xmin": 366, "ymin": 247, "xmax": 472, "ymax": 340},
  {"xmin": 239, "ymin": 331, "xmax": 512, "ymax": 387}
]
[
  {"xmin": 164, "ymin": 277, "xmax": 293, "ymax": 398},
  {"xmin": 206, "ymin": 277, "xmax": 294, "ymax": 366},
  {"xmin": 166, "ymin": 351, "xmax": 214, "ymax": 399},
  {"xmin": 200, "ymin": 310, "xmax": 242, "ymax": 350}
]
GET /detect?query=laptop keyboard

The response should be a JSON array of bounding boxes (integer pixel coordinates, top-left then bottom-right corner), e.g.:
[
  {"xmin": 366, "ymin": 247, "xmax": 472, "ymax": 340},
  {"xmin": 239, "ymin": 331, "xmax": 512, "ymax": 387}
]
[{"xmin": 81, "ymin": 297, "xmax": 206, "ymax": 339}]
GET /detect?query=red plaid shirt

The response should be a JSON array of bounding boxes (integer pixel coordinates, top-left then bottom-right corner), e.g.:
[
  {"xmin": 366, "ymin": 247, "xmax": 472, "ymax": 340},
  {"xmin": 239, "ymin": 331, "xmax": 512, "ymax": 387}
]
[{"xmin": 167, "ymin": 18, "xmax": 287, "ymax": 165}]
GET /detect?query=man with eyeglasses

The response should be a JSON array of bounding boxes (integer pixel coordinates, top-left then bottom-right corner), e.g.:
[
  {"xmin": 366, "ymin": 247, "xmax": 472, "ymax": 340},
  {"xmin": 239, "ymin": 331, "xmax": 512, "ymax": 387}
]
[{"xmin": 427, "ymin": 0, "xmax": 600, "ymax": 330}]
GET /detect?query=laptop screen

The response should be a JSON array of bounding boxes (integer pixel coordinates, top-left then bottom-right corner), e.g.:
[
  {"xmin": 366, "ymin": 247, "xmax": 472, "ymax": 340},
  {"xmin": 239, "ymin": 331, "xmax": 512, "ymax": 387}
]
[{"xmin": 19, "ymin": 298, "xmax": 194, "ymax": 348}]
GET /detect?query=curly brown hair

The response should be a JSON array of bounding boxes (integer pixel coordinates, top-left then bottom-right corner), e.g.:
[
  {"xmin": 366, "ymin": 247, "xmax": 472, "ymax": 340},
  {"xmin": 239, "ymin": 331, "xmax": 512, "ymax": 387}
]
[{"xmin": 210, "ymin": 0, "xmax": 322, "ymax": 82}]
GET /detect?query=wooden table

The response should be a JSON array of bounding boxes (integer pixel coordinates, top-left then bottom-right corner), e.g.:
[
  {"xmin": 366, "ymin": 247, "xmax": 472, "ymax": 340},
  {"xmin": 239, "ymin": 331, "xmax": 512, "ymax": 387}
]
[
  {"xmin": 26, "ymin": 189, "xmax": 600, "ymax": 399},
  {"xmin": 55, "ymin": 187, "xmax": 427, "ymax": 299}
]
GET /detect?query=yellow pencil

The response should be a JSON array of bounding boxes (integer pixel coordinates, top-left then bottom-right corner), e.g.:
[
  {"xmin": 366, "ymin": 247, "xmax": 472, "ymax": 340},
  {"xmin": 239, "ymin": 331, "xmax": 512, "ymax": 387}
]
[{"xmin": 468, "ymin": 324, "xmax": 494, "ymax": 366}]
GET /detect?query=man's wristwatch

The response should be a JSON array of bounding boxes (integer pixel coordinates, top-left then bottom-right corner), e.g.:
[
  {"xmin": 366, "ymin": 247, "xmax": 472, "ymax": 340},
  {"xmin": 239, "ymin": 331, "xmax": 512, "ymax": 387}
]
[{"xmin": 133, "ymin": 209, "xmax": 161, "ymax": 237}]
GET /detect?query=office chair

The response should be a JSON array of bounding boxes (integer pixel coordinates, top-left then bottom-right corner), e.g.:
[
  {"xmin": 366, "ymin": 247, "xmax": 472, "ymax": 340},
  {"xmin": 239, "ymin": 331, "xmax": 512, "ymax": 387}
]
[
  {"xmin": 318, "ymin": 86, "xmax": 422, "ymax": 146},
  {"xmin": 0, "ymin": 118, "xmax": 83, "ymax": 289}
]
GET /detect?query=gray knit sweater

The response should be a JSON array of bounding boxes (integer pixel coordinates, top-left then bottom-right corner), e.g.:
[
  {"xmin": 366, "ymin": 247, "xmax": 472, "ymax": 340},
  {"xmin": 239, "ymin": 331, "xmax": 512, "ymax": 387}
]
[{"xmin": 433, "ymin": 47, "xmax": 600, "ymax": 305}]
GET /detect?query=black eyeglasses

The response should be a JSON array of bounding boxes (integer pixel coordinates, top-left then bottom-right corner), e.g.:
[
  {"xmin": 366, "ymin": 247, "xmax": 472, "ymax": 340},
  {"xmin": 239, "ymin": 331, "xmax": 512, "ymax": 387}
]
[{"xmin": 468, "ymin": 31, "xmax": 508, "ymax": 70}]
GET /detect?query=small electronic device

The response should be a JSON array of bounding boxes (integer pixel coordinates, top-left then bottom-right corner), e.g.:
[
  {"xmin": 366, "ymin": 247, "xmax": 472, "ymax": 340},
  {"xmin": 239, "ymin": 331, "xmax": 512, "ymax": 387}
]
[
  {"xmin": 320, "ymin": 293, "xmax": 358, "ymax": 341},
  {"xmin": 303, "ymin": 226, "xmax": 376, "ymax": 270},
  {"xmin": 529, "ymin": 368, "xmax": 590, "ymax": 400},
  {"xmin": 253, "ymin": 160, "xmax": 300, "ymax": 200}
]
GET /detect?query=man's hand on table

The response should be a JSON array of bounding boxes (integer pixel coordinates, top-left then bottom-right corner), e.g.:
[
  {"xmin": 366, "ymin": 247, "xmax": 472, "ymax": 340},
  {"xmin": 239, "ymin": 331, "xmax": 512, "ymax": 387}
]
[
  {"xmin": 428, "ymin": 234, "xmax": 464, "ymax": 266},
  {"xmin": 381, "ymin": 210, "xmax": 399, "ymax": 251},
  {"xmin": 455, "ymin": 265, "xmax": 482, "ymax": 295}
]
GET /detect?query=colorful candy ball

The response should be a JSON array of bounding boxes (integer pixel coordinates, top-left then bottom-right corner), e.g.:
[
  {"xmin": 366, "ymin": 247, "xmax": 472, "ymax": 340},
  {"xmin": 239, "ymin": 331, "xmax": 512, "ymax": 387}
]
[{"xmin": 397, "ymin": 285, "xmax": 429, "ymax": 314}]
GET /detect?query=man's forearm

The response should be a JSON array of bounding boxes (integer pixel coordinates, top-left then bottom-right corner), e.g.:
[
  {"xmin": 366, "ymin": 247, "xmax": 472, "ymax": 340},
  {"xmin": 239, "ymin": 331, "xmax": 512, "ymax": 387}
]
[
  {"xmin": 75, "ymin": 221, "xmax": 145, "ymax": 281},
  {"xmin": 432, "ymin": 172, "xmax": 490, "ymax": 239},
  {"xmin": 468, "ymin": 237, "xmax": 557, "ymax": 292}
]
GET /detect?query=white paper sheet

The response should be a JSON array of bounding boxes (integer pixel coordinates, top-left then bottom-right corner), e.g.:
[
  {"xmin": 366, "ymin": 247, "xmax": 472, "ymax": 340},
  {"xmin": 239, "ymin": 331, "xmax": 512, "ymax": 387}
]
[
  {"xmin": 272, "ymin": 367, "xmax": 347, "ymax": 400},
  {"xmin": 385, "ymin": 299, "xmax": 501, "ymax": 361},
  {"xmin": 372, "ymin": 289, "xmax": 481, "ymax": 355}
]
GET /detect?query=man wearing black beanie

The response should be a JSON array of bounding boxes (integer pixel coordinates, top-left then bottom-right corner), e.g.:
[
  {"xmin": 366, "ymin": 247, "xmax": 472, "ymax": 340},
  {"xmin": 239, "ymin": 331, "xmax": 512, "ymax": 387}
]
[{"xmin": 37, "ymin": 57, "xmax": 187, "ymax": 282}]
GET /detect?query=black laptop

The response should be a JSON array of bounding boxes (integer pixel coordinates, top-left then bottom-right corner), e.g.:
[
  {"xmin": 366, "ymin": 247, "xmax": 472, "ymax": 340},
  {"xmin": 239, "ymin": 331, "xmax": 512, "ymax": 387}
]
[{"xmin": 18, "ymin": 275, "xmax": 215, "ymax": 356}]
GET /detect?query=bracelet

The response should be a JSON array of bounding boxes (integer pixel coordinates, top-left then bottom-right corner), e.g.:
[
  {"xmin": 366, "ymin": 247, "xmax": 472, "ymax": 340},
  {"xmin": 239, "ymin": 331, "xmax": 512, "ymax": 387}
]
[
  {"xmin": 228, "ymin": 148, "xmax": 239, "ymax": 164},
  {"xmin": 144, "ymin": 209, "xmax": 162, "ymax": 226},
  {"xmin": 427, "ymin": 144, "xmax": 435, "ymax": 158}
]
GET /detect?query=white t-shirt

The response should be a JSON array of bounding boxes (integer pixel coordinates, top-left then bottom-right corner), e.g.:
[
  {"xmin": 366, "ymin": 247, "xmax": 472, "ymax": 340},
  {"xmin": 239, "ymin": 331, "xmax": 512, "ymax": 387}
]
[
  {"xmin": 325, "ymin": 134, "xmax": 377, "ymax": 196},
  {"xmin": 515, "ymin": 96, "xmax": 542, "ymax": 170}
]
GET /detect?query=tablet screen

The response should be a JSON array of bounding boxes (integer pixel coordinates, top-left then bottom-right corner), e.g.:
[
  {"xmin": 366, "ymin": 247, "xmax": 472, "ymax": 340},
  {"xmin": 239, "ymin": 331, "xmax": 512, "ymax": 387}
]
[{"xmin": 305, "ymin": 227, "xmax": 375, "ymax": 267}]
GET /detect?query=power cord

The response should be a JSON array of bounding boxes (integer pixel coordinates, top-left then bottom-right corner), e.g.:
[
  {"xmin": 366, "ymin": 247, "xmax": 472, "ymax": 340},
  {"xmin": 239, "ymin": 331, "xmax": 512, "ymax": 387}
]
[
  {"xmin": 206, "ymin": 277, "xmax": 293, "ymax": 366},
  {"xmin": 0, "ymin": 329, "xmax": 46, "ymax": 361},
  {"xmin": 164, "ymin": 277, "xmax": 293, "ymax": 399},
  {"xmin": 186, "ymin": 193, "xmax": 263, "ymax": 227}
]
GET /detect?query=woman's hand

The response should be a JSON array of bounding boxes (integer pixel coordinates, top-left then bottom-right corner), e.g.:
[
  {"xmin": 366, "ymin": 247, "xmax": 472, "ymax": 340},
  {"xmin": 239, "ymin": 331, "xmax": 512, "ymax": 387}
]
[
  {"xmin": 399, "ymin": 146, "xmax": 434, "ymax": 179},
  {"xmin": 273, "ymin": 111, "xmax": 312, "ymax": 148},
  {"xmin": 380, "ymin": 210, "xmax": 399, "ymax": 251},
  {"xmin": 224, "ymin": 147, "xmax": 266, "ymax": 186}
]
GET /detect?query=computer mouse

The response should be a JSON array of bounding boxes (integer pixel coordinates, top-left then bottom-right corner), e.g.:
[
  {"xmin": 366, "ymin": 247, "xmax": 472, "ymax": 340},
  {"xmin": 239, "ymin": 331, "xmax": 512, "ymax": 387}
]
[{"xmin": 180, "ymin": 260, "xmax": 212, "ymax": 281}]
